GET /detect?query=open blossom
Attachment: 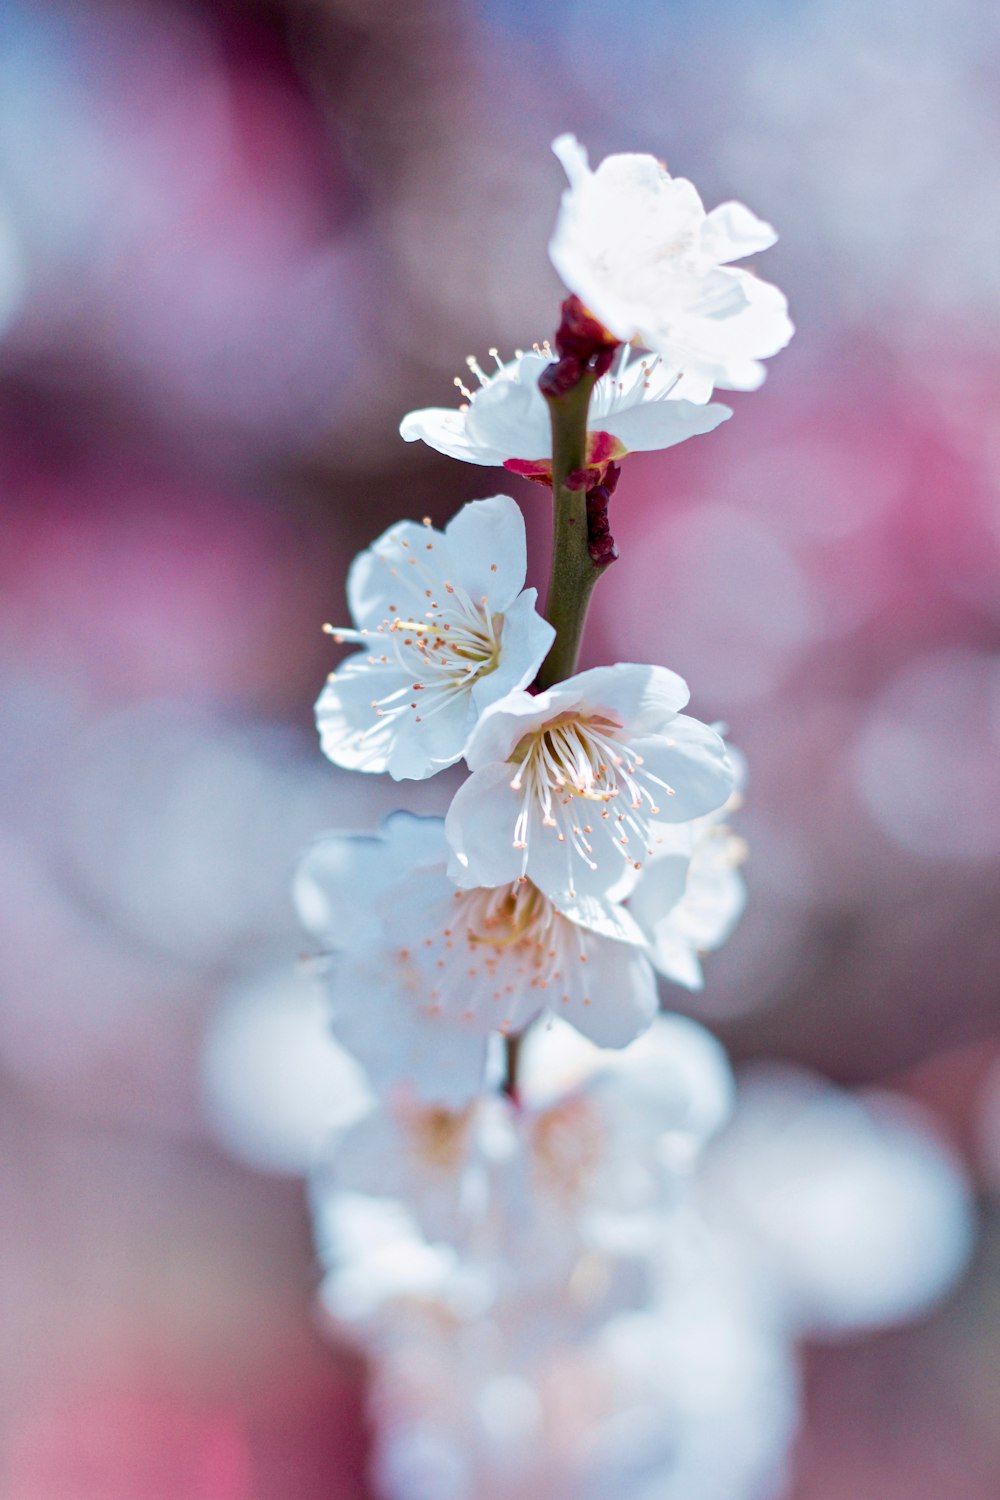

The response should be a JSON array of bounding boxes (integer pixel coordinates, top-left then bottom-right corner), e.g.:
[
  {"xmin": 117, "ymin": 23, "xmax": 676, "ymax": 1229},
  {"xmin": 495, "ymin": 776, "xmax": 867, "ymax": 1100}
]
[
  {"xmin": 399, "ymin": 346, "xmax": 730, "ymax": 478},
  {"xmin": 445, "ymin": 664, "xmax": 734, "ymax": 908},
  {"xmin": 628, "ymin": 755, "xmax": 748, "ymax": 990},
  {"xmin": 294, "ymin": 812, "xmax": 661, "ymax": 1104},
  {"xmin": 315, "ymin": 494, "xmax": 554, "ymax": 780},
  {"xmin": 548, "ymin": 134, "xmax": 793, "ymax": 403}
]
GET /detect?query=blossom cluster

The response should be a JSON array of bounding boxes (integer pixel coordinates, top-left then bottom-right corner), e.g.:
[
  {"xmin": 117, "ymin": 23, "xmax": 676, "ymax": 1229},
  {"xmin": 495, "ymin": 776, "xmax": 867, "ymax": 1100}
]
[{"xmin": 296, "ymin": 135, "xmax": 798, "ymax": 1497}]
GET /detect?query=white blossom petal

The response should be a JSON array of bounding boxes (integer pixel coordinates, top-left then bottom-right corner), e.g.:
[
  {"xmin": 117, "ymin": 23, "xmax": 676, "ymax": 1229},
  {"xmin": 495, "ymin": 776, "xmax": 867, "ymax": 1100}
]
[
  {"xmin": 401, "ymin": 343, "xmax": 733, "ymax": 468},
  {"xmin": 317, "ymin": 497, "xmax": 552, "ymax": 781},
  {"xmin": 566, "ymin": 938, "xmax": 658, "ymax": 1048},
  {"xmin": 599, "ymin": 395, "xmax": 731, "ymax": 454},
  {"xmin": 299, "ymin": 816, "xmax": 658, "ymax": 1101},
  {"xmin": 463, "ymin": 353, "xmax": 551, "ymax": 461},
  {"xmin": 548, "ymin": 134, "xmax": 792, "ymax": 400},
  {"xmin": 399, "ymin": 406, "xmax": 508, "ymax": 466},
  {"xmin": 701, "ymin": 201, "xmax": 778, "ymax": 264},
  {"xmin": 295, "ymin": 812, "xmax": 444, "ymax": 949},
  {"xmin": 565, "ymin": 664, "xmax": 692, "ymax": 734},
  {"xmin": 629, "ymin": 752, "xmax": 749, "ymax": 990},
  {"xmin": 443, "ymin": 493, "xmax": 529, "ymax": 611},
  {"xmin": 448, "ymin": 667, "xmax": 733, "ymax": 905},
  {"xmin": 445, "ymin": 761, "xmax": 529, "ymax": 891}
]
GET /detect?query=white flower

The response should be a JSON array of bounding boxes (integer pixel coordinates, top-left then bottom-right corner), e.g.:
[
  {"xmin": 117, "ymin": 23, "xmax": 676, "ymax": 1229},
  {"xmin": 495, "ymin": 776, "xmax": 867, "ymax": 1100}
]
[
  {"xmin": 294, "ymin": 812, "xmax": 660, "ymax": 1104},
  {"xmin": 697, "ymin": 1066, "xmax": 975, "ymax": 1336},
  {"xmin": 399, "ymin": 347, "xmax": 730, "ymax": 476},
  {"xmin": 445, "ymin": 664, "xmax": 734, "ymax": 908},
  {"xmin": 548, "ymin": 134, "xmax": 793, "ymax": 402},
  {"xmin": 315, "ymin": 495, "xmax": 554, "ymax": 780},
  {"xmin": 324, "ymin": 1093, "xmax": 495, "ymax": 1249},
  {"xmin": 628, "ymin": 757, "xmax": 748, "ymax": 990}
]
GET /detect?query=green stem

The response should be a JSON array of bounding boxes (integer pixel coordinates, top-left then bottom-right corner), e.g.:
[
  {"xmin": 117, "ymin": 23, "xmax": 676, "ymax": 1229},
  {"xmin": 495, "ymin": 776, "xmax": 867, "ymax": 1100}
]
[
  {"xmin": 535, "ymin": 371, "xmax": 602, "ymax": 691},
  {"xmin": 502, "ymin": 371, "xmax": 605, "ymax": 1100}
]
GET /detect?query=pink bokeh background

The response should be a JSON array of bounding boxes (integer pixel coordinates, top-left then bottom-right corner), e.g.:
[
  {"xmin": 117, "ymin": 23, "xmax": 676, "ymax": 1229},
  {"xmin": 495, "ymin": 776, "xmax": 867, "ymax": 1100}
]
[{"xmin": 1, "ymin": 0, "xmax": 999, "ymax": 1494}]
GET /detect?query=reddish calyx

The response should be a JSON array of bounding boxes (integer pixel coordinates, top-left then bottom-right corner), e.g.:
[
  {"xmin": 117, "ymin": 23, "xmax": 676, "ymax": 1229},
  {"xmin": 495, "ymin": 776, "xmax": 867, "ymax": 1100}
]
[
  {"xmin": 585, "ymin": 461, "xmax": 621, "ymax": 569},
  {"xmin": 538, "ymin": 294, "xmax": 622, "ymax": 399},
  {"xmin": 504, "ymin": 429, "xmax": 628, "ymax": 489}
]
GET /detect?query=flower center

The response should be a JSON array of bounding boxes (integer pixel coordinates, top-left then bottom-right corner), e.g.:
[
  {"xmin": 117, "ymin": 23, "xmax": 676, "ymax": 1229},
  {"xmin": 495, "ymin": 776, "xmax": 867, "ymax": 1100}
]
[
  {"xmin": 508, "ymin": 712, "xmax": 676, "ymax": 886},
  {"xmin": 405, "ymin": 1102, "xmax": 472, "ymax": 1172},
  {"xmin": 391, "ymin": 879, "xmax": 595, "ymax": 1035},
  {"xmin": 326, "ymin": 532, "xmax": 503, "ymax": 736}
]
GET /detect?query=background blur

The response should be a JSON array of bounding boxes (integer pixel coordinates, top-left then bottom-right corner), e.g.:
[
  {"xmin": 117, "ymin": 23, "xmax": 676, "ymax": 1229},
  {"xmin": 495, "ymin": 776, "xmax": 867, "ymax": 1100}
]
[{"xmin": 1, "ymin": 0, "xmax": 999, "ymax": 1494}]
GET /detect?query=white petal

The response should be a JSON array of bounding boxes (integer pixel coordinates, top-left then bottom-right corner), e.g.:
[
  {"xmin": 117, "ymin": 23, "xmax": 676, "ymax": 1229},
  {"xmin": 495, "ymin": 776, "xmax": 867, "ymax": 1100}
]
[
  {"xmin": 565, "ymin": 938, "xmax": 658, "ymax": 1048},
  {"xmin": 385, "ymin": 691, "xmax": 472, "ymax": 781},
  {"xmin": 347, "ymin": 517, "xmax": 456, "ymax": 627},
  {"xmin": 331, "ymin": 951, "xmax": 492, "ymax": 1106},
  {"xmin": 663, "ymin": 860, "xmax": 747, "ymax": 953},
  {"xmin": 316, "ymin": 661, "xmax": 469, "ymax": 781},
  {"xmin": 551, "ymin": 889, "xmax": 647, "ymax": 945},
  {"xmin": 444, "ymin": 762, "xmax": 526, "ymax": 889},
  {"xmin": 516, "ymin": 797, "xmax": 624, "ymax": 906},
  {"xmin": 634, "ymin": 716, "xmax": 735, "ymax": 824},
  {"xmin": 602, "ymin": 396, "xmax": 731, "ymax": 454},
  {"xmin": 551, "ymin": 132, "xmax": 591, "ymax": 188},
  {"xmin": 464, "ymin": 684, "xmax": 583, "ymax": 772},
  {"xmin": 293, "ymin": 813, "xmax": 445, "ymax": 949},
  {"xmin": 399, "ymin": 406, "xmax": 507, "ymax": 466},
  {"xmin": 463, "ymin": 355, "xmax": 551, "ymax": 462},
  {"xmin": 443, "ymin": 493, "xmax": 528, "ymax": 611},
  {"xmin": 566, "ymin": 662, "xmax": 691, "ymax": 731},
  {"xmin": 701, "ymin": 201, "xmax": 778, "ymax": 264},
  {"xmin": 315, "ymin": 658, "xmax": 411, "ymax": 775},
  {"xmin": 627, "ymin": 849, "xmax": 692, "ymax": 938}
]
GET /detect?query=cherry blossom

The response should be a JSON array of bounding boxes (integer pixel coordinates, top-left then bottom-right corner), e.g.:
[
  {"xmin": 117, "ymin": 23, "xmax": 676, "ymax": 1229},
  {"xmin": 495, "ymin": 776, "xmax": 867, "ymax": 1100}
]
[
  {"xmin": 315, "ymin": 495, "xmax": 554, "ymax": 781},
  {"xmin": 548, "ymin": 134, "xmax": 793, "ymax": 402},
  {"xmin": 445, "ymin": 664, "xmax": 734, "ymax": 908},
  {"xmin": 400, "ymin": 346, "xmax": 730, "ymax": 479},
  {"xmin": 294, "ymin": 813, "xmax": 663, "ymax": 1104}
]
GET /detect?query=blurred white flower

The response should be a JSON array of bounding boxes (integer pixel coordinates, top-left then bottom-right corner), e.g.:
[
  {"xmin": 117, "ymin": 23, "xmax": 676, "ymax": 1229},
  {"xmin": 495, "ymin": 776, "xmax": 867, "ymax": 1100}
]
[
  {"xmin": 400, "ymin": 347, "xmax": 730, "ymax": 476},
  {"xmin": 698, "ymin": 1066, "xmax": 976, "ymax": 1335},
  {"xmin": 294, "ymin": 813, "xmax": 662, "ymax": 1101},
  {"xmin": 199, "ymin": 966, "xmax": 371, "ymax": 1176},
  {"xmin": 313, "ymin": 1017, "xmax": 736, "ymax": 1324},
  {"xmin": 549, "ymin": 134, "xmax": 793, "ymax": 401},
  {"xmin": 445, "ymin": 664, "xmax": 733, "ymax": 908},
  {"xmin": 316, "ymin": 495, "xmax": 554, "ymax": 780},
  {"xmin": 311, "ymin": 1057, "xmax": 791, "ymax": 1500}
]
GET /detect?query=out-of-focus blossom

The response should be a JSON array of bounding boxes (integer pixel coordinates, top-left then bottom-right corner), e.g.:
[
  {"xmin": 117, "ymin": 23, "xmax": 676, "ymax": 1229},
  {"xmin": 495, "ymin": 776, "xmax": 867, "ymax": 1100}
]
[
  {"xmin": 313, "ymin": 1011, "xmax": 736, "ymax": 1315},
  {"xmin": 400, "ymin": 347, "xmax": 730, "ymax": 474},
  {"xmin": 698, "ymin": 1066, "xmax": 976, "ymax": 1335},
  {"xmin": 294, "ymin": 814, "xmax": 661, "ymax": 1101},
  {"xmin": 445, "ymin": 664, "xmax": 733, "ymax": 907},
  {"xmin": 295, "ymin": 812, "xmax": 494, "ymax": 1106},
  {"xmin": 522, "ymin": 1014, "xmax": 736, "ymax": 1153},
  {"xmin": 199, "ymin": 967, "xmax": 371, "ymax": 1176},
  {"xmin": 308, "ymin": 1020, "xmax": 805, "ymax": 1500},
  {"xmin": 548, "ymin": 134, "xmax": 792, "ymax": 401},
  {"xmin": 316, "ymin": 497, "xmax": 553, "ymax": 780}
]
